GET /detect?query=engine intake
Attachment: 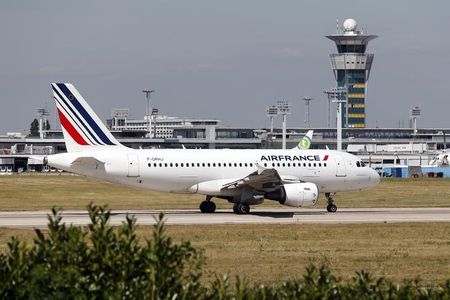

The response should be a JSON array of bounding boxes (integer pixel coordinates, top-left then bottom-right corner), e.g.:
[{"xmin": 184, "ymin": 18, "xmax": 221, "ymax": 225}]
[{"xmin": 265, "ymin": 182, "xmax": 318, "ymax": 207}]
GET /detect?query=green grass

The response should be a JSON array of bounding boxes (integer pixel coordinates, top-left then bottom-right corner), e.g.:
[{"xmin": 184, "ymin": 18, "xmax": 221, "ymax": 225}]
[
  {"xmin": 1, "ymin": 174, "xmax": 450, "ymax": 285},
  {"xmin": 0, "ymin": 174, "xmax": 449, "ymax": 211},
  {"xmin": 2, "ymin": 222, "xmax": 450, "ymax": 285}
]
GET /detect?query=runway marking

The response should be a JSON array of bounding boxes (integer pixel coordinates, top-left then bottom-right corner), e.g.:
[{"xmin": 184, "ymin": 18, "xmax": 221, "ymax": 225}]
[{"xmin": 1, "ymin": 207, "xmax": 450, "ymax": 228}]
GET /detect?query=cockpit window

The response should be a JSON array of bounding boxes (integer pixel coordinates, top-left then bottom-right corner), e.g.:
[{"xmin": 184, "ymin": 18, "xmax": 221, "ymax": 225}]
[{"xmin": 356, "ymin": 161, "xmax": 366, "ymax": 167}]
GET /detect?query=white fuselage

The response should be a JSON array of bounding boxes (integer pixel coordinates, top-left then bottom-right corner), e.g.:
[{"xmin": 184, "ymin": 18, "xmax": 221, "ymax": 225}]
[{"xmin": 47, "ymin": 148, "xmax": 380, "ymax": 196}]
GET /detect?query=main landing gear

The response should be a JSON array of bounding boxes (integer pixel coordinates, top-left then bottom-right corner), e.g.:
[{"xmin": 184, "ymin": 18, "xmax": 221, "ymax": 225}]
[
  {"xmin": 233, "ymin": 203, "xmax": 250, "ymax": 215},
  {"xmin": 199, "ymin": 196, "xmax": 216, "ymax": 213},
  {"xmin": 326, "ymin": 193, "xmax": 337, "ymax": 213}
]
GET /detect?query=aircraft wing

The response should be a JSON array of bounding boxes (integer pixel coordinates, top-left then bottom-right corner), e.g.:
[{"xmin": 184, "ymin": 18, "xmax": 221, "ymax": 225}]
[
  {"xmin": 70, "ymin": 157, "xmax": 105, "ymax": 169},
  {"xmin": 221, "ymin": 168, "xmax": 282, "ymax": 192}
]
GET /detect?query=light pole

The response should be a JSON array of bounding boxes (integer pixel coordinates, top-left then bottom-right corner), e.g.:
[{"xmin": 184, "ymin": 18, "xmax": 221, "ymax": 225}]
[
  {"xmin": 142, "ymin": 89, "xmax": 155, "ymax": 138},
  {"xmin": 302, "ymin": 97, "xmax": 313, "ymax": 128},
  {"xmin": 276, "ymin": 100, "xmax": 291, "ymax": 149},
  {"xmin": 266, "ymin": 105, "xmax": 278, "ymax": 136},
  {"xmin": 325, "ymin": 87, "xmax": 347, "ymax": 151},
  {"xmin": 410, "ymin": 106, "xmax": 421, "ymax": 135}
]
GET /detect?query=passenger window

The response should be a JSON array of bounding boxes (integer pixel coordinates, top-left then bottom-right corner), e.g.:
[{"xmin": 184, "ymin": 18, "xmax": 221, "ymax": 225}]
[
  {"xmin": 148, "ymin": 163, "xmax": 151, "ymax": 167},
  {"xmin": 170, "ymin": 163, "xmax": 173, "ymax": 167},
  {"xmin": 180, "ymin": 163, "xmax": 184, "ymax": 167},
  {"xmin": 303, "ymin": 163, "xmax": 306, "ymax": 167},
  {"xmin": 250, "ymin": 163, "xmax": 253, "ymax": 167},
  {"xmin": 308, "ymin": 163, "xmax": 311, "ymax": 167},
  {"xmin": 318, "ymin": 163, "xmax": 322, "ymax": 167},
  {"xmin": 175, "ymin": 163, "xmax": 178, "ymax": 167},
  {"xmin": 154, "ymin": 163, "xmax": 157, "ymax": 167},
  {"xmin": 218, "ymin": 163, "xmax": 221, "ymax": 167},
  {"xmin": 356, "ymin": 161, "xmax": 360, "ymax": 167},
  {"xmin": 264, "ymin": 163, "xmax": 267, "ymax": 167},
  {"xmin": 282, "ymin": 163, "xmax": 285, "ymax": 167},
  {"xmin": 239, "ymin": 163, "xmax": 242, "ymax": 167},
  {"xmin": 159, "ymin": 163, "xmax": 162, "ymax": 167},
  {"xmin": 207, "ymin": 163, "xmax": 210, "ymax": 167},
  {"xmin": 213, "ymin": 163, "xmax": 216, "ymax": 167},
  {"xmin": 164, "ymin": 163, "xmax": 168, "ymax": 167},
  {"xmin": 202, "ymin": 163, "xmax": 205, "ymax": 167},
  {"xmin": 277, "ymin": 163, "xmax": 280, "ymax": 167},
  {"xmin": 244, "ymin": 163, "xmax": 248, "ymax": 167},
  {"xmin": 234, "ymin": 163, "xmax": 237, "ymax": 167},
  {"xmin": 324, "ymin": 163, "xmax": 327, "ymax": 167}
]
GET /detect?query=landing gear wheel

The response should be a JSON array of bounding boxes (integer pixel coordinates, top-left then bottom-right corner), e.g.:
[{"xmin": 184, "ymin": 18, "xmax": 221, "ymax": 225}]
[
  {"xmin": 325, "ymin": 193, "xmax": 337, "ymax": 213},
  {"xmin": 233, "ymin": 203, "xmax": 250, "ymax": 215},
  {"xmin": 327, "ymin": 204, "xmax": 337, "ymax": 213},
  {"xmin": 200, "ymin": 200, "xmax": 216, "ymax": 213}
]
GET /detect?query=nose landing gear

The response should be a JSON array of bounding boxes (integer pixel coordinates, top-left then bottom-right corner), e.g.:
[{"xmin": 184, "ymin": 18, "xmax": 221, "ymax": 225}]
[
  {"xmin": 199, "ymin": 196, "xmax": 216, "ymax": 213},
  {"xmin": 326, "ymin": 193, "xmax": 337, "ymax": 212}
]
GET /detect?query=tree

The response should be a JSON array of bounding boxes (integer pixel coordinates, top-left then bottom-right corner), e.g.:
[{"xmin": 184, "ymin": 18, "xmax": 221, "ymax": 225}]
[
  {"xmin": 45, "ymin": 120, "xmax": 51, "ymax": 130},
  {"xmin": 29, "ymin": 119, "xmax": 39, "ymax": 137}
]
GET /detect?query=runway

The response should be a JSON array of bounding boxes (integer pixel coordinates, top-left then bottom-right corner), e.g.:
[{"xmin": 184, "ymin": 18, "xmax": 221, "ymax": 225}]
[{"xmin": 1, "ymin": 207, "xmax": 450, "ymax": 228}]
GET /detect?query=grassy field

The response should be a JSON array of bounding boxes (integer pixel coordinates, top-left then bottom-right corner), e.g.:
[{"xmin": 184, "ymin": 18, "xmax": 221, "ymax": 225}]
[
  {"xmin": 0, "ymin": 173, "xmax": 449, "ymax": 211},
  {"xmin": 1, "ymin": 174, "xmax": 450, "ymax": 285},
  {"xmin": 1, "ymin": 222, "xmax": 450, "ymax": 285}
]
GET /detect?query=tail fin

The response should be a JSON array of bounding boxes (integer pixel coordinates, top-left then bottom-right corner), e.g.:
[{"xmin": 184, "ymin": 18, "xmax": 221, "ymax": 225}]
[
  {"xmin": 51, "ymin": 83, "xmax": 124, "ymax": 152},
  {"xmin": 293, "ymin": 130, "xmax": 313, "ymax": 150}
]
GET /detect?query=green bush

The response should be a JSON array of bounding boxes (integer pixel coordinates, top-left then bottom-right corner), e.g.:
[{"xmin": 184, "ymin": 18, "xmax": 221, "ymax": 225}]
[
  {"xmin": 1, "ymin": 204, "xmax": 450, "ymax": 299},
  {"xmin": 0, "ymin": 204, "xmax": 205, "ymax": 299}
]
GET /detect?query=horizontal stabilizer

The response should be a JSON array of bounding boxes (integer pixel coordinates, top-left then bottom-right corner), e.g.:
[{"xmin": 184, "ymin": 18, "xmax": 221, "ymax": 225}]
[{"xmin": 71, "ymin": 157, "xmax": 105, "ymax": 169}]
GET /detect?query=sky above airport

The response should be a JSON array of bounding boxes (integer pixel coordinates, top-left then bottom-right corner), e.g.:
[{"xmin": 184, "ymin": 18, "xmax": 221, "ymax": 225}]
[{"xmin": 1, "ymin": 0, "xmax": 450, "ymax": 133}]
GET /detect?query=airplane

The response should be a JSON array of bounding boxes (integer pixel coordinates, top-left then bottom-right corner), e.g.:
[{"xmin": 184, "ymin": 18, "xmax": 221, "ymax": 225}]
[
  {"xmin": 45, "ymin": 83, "xmax": 380, "ymax": 214},
  {"xmin": 429, "ymin": 150, "xmax": 449, "ymax": 167}
]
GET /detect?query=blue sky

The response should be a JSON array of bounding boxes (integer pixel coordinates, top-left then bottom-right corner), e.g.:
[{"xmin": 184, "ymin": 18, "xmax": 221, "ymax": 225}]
[{"xmin": 1, "ymin": 0, "xmax": 450, "ymax": 133}]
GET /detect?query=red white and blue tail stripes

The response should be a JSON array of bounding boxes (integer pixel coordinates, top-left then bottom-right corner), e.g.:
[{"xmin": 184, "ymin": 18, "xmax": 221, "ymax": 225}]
[{"xmin": 52, "ymin": 83, "xmax": 121, "ymax": 152}]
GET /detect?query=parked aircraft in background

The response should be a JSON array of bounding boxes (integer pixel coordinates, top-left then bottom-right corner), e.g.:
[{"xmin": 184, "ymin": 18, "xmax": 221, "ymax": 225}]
[
  {"xmin": 429, "ymin": 150, "xmax": 449, "ymax": 167},
  {"xmin": 45, "ymin": 83, "xmax": 379, "ymax": 214}
]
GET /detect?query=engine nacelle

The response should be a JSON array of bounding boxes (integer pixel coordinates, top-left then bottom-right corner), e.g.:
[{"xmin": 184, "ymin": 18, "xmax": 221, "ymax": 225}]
[{"xmin": 265, "ymin": 183, "xmax": 319, "ymax": 207}]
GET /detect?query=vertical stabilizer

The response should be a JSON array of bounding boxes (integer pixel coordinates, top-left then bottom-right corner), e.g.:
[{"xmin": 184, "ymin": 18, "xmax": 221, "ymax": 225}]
[{"xmin": 51, "ymin": 83, "xmax": 124, "ymax": 152}]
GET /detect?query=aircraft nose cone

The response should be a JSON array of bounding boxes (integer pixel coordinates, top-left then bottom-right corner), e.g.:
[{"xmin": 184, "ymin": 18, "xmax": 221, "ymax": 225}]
[{"xmin": 370, "ymin": 169, "xmax": 381, "ymax": 186}]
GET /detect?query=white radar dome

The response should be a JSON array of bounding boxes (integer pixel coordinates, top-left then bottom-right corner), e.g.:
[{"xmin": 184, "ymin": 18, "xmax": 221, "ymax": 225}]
[{"xmin": 343, "ymin": 18, "xmax": 357, "ymax": 32}]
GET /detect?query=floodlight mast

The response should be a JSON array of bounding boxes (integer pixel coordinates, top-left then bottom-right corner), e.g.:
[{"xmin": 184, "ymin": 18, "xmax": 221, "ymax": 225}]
[
  {"xmin": 37, "ymin": 108, "xmax": 49, "ymax": 139},
  {"xmin": 410, "ymin": 106, "xmax": 421, "ymax": 135},
  {"xmin": 276, "ymin": 100, "xmax": 291, "ymax": 149},
  {"xmin": 142, "ymin": 89, "xmax": 155, "ymax": 138},
  {"xmin": 266, "ymin": 105, "xmax": 278, "ymax": 135},
  {"xmin": 302, "ymin": 97, "xmax": 313, "ymax": 128},
  {"xmin": 325, "ymin": 87, "xmax": 347, "ymax": 151}
]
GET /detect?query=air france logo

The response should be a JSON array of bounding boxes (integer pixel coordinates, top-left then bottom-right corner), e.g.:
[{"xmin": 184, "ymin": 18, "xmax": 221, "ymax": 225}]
[{"xmin": 260, "ymin": 155, "xmax": 329, "ymax": 162}]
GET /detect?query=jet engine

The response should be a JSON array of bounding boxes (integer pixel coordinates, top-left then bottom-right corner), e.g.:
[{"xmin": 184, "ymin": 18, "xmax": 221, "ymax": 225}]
[{"xmin": 265, "ymin": 182, "xmax": 318, "ymax": 207}]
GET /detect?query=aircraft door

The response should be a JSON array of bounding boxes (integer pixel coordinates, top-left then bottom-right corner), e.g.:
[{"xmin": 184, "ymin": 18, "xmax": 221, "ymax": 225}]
[
  {"xmin": 334, "ymin": 155, "xmax": 346, "ymax": 177},
  {"xmin": 127, "ymin": 154, "xmax": 140, "ymax": 177}
]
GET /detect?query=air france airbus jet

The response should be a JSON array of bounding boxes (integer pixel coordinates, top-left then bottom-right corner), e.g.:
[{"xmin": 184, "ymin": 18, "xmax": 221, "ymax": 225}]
[{"xmin": 45, "ymin": 83, "xmax": 380, "ymax": 214}]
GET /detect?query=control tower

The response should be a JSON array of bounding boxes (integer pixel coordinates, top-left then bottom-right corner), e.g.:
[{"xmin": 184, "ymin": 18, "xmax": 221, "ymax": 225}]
[{"xmin": 326, "ymin": 18, "xmax": 377, "ymax": 128}]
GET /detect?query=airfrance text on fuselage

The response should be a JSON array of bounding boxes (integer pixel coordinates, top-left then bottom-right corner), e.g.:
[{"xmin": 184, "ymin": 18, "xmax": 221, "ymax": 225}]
[{"xmin": 260, "ymin": 155, "xmax": 329, "ymax": 162}]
